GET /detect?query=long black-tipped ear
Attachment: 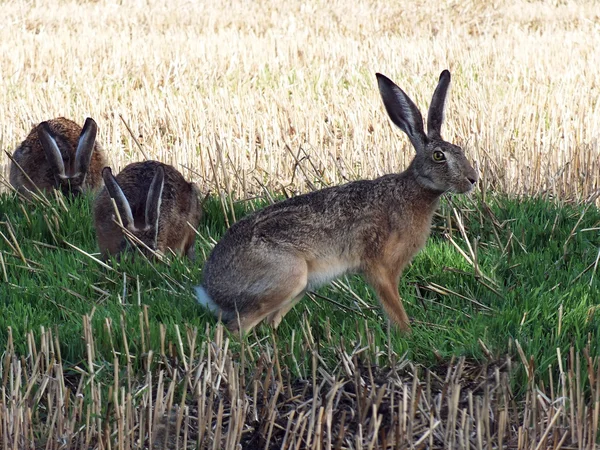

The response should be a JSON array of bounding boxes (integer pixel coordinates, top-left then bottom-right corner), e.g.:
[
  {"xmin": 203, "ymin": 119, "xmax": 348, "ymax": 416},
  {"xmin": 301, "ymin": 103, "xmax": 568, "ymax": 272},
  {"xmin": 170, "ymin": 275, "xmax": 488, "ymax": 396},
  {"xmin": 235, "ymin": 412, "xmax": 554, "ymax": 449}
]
[
  {"xmin": 376, "ymin": 73, "xmax": 427, "ymax": 153},
  {"xmin": 102, "ymin": 167, "xmax": 135, "ymax": 228},
  {"xmin": 75, "ymin": 118, "xmax": 97, "ymax": 175},
  {"xmin": 145, "ymin": 166, "xmax": 164, "ymax": 234},
  {"xmin": 427, "ymin": 70, "xmax": 451, "ymax": 140},
  {"xmin": 37, "ymin": 122, "xmax": 66, "ymax": 177}
]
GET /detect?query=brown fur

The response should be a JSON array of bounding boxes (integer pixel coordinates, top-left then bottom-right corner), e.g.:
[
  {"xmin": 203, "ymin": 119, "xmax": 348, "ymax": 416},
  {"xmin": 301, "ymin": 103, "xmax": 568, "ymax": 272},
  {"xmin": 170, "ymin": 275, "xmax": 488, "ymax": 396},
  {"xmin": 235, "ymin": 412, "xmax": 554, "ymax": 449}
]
[
  {"xmin": 93, "ymin": 160, "xmax": 203, "ymax": 259},
  {"xmin": 197, "ymin": 70, "xmax": 478, "ymax": 334},
  {"xmin": 9, "ymin": 117, "xmax": 106, "ymax": 197}
]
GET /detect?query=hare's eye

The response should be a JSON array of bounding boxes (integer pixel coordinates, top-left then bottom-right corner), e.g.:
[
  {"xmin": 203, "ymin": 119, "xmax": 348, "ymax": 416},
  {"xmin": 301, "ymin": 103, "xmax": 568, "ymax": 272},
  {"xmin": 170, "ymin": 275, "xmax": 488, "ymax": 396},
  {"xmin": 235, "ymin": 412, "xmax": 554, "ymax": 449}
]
[{"xmin": 432, "ymin": 150, "xmax": 446, "ymax": 162}]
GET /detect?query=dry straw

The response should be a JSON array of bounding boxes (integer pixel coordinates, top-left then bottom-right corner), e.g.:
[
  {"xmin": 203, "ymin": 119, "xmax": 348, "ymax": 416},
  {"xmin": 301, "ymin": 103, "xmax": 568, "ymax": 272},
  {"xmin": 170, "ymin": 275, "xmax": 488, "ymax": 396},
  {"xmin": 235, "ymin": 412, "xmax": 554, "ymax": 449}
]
[
  {"xmin": 0, "ymin": 320, "xmax": 598, "ymax": 448},
  {"xmin": 0, "ymin": 0, "xmax": 599, "ymax": 201}
]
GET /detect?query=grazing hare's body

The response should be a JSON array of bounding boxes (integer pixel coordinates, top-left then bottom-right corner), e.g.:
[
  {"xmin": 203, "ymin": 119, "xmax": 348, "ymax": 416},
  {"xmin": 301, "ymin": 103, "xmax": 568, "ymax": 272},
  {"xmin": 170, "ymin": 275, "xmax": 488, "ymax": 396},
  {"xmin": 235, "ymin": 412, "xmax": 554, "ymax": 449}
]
[
  {"xmin": 93, "ymin": 160, "xmax": 202, "ymax": 259},
  {"xmin": 197, "ymin": 70, "xmax": 478, "ymax": 334},
  {"xmin": 9, "ymin": 117, "xmax": 106, "ymax": 197}
]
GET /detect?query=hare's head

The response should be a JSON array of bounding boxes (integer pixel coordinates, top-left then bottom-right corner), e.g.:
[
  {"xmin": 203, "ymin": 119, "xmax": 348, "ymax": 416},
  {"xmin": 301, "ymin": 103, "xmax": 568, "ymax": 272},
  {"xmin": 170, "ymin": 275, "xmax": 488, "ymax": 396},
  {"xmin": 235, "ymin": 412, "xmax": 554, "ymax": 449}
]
[
  {"xmin": 376, "ymin": 71, "xmax": 478, "ymax": 194},
  {"xmin": 102, "ymin": 166, "xmax": 165, "ymax": 257},
  {"xmin": 38, "ymin": 117, "xmax": 98, "ymax": 196}
]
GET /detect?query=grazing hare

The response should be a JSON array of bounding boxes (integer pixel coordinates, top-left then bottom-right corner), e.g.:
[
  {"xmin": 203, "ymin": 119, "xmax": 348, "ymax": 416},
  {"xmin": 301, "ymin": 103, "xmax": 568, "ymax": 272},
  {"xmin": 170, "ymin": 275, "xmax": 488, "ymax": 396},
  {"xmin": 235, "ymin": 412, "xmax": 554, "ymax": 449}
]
[
  {"xmin": 9, "ymin": 117, "xmax": 106, "ymax": 197},
  {"xmin": 196, "ymin": 70, "xmax": 478, "ymax": 334},
  {"xmin": 93, "ymin": 160, "xmax": 203, "ymax": 259}
]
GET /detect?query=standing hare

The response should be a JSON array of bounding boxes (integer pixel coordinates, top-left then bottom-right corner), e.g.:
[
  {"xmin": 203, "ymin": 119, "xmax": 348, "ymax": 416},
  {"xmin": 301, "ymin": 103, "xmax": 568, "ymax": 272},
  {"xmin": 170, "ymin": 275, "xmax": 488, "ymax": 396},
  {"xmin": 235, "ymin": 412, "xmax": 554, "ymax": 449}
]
[
  {"xmin": 9, "ymin": 117, "xmax": 106, "ymax": 197},
  {"xmin": 93, "ymin": 160, "xmax": 203, "ymax": 259},
  {"xmin": 196, "ymin": 70, "xmax": 478, "ymax": 334}
]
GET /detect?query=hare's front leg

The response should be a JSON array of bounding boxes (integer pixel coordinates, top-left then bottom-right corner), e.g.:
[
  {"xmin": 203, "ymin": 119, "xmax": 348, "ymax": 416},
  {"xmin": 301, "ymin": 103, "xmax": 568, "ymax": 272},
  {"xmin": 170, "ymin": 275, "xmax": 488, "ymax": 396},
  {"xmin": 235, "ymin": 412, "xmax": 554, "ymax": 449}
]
[{"xmin": 365, "ymin": 265, "xmax": 411, "ymax": 333}]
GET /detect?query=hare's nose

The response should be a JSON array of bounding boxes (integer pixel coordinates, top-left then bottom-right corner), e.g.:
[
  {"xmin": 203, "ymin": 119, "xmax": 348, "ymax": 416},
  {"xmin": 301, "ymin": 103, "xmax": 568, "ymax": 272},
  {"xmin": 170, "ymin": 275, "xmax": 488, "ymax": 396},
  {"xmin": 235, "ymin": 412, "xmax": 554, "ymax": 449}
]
[{"xmin": 467, "ymin": 161, "xmax": 480, "ymax": 186}]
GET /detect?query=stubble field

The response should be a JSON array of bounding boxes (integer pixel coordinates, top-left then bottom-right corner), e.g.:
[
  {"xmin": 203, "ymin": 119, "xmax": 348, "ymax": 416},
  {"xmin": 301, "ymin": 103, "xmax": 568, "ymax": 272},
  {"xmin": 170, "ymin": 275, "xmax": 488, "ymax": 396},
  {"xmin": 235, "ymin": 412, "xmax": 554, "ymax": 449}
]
[{"xmin": 1, "ymin": 0, "xmax": 600, "ymax": 448}]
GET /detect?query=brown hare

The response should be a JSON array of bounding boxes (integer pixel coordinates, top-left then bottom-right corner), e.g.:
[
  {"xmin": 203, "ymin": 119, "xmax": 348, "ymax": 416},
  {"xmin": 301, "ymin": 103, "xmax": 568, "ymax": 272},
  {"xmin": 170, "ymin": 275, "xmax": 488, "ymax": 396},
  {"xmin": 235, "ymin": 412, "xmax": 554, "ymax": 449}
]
[
  {"xmin": 196, "ymin": 70, "xmax": 478, "ymax": 334},
  {"xmin": 9, "ymin": 117, "xmax": 106, "ymax": 197},
  {"xmin": 93, "ymin": 160, "xmax": 203, "ymax": 259}
]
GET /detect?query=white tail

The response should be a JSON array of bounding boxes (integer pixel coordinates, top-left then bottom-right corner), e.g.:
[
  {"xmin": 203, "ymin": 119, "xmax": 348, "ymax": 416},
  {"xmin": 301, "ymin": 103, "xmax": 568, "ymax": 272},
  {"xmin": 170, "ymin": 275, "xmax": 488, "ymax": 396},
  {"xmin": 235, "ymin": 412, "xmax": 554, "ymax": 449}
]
[{"xmin": 195, "ymin": 286, "xmax": 219, "ymax": 314}]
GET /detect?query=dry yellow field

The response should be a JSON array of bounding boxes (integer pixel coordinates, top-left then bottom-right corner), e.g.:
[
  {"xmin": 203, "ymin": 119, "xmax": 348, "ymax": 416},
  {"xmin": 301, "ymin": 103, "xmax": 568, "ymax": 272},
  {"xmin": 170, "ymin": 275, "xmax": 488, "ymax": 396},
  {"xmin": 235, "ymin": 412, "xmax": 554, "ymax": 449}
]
[{"xmin": 1, "ymin": 0, "xmax": 599, "ymax": 200}]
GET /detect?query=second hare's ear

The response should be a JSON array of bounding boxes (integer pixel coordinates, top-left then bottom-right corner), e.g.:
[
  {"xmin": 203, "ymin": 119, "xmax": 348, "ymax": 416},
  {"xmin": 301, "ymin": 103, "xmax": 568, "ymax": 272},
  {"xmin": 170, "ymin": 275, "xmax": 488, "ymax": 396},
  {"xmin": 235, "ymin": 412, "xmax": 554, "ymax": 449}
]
[
  {"xmin": 376, "ymin": 73, "xmax": 427, "ymax": 154},
  {"xmin": 427, "ymin": 70, "xmax": 451, "ymax": 140},
  {"xmin": 37, "ymin": 122, "xmax": 66, "ymax": 178},
  {"xmin": 75, "ymin": 118, "xmax": 98, "ymax": 176},
  {"xmin": 102, "ymin": 167, "xmax": 135, "ymax": 229},
  {"xmin": 145, "ymin": 166, "xmax": 165, "ymax": 234}
]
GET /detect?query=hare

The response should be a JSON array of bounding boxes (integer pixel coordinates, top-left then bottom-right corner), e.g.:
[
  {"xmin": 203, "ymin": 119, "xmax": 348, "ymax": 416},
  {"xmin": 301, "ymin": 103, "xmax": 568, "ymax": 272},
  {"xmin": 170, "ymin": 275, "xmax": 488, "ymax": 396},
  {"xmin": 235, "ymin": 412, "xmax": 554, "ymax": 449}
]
[
  {"xmin": 9, "ymin": 117, "xmax": 106, "ymax": 197},
  {"xmin": 196, "ymin": 70, "xmax": 478, "ymax": 334},
  {"xmin": 93, "ymin": 160, "xmax": 203, "ymax": 259}
]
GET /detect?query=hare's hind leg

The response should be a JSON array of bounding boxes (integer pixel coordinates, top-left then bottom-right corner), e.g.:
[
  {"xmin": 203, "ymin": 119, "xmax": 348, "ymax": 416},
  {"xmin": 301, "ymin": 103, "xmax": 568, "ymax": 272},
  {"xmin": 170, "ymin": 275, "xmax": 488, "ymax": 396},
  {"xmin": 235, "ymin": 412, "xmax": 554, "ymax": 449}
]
[
  {"xmin": 266, "ymin": 291, "xmax": 305, "ymax": 329},
  {"xmin": 365, "ymin": 264, "xmax": 411, "ymax": 333},
  {"xmin": 227, "ymin": 258, "xmax": 308, "ymax": 335}
]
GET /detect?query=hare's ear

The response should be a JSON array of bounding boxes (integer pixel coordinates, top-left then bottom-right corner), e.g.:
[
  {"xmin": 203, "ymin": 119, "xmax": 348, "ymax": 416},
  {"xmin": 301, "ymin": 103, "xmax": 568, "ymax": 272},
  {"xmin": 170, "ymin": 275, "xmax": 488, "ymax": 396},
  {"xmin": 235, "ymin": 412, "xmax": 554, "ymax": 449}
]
[
  {"xmin": 37, "ymin": 122, "xmax": 66, "ymax": 177},
  {"xmin": 102, "ymin": 167, "xmax": 135, "ymax": 228},
  {"xmin": 145, "ymin": 166, "xmax": 164, "ymax": 233},
  {"xmin": 376, "ymin": 73, "xmax": 427, "ymax": 153},
  {"xmin": 75, "ymin": 118, "xmax": 98, "ymax": 176},
  {"xmin": 427, "ymin": 70, "xmax": 451, "ymax": 140}
]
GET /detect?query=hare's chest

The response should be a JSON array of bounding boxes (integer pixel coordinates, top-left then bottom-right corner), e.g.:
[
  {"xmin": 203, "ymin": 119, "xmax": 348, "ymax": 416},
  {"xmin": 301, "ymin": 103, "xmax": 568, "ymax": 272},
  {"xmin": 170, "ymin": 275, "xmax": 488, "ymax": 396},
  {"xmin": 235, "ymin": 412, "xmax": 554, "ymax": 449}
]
[
  {"xmin": 384, "ymin": 210, "xmax": 435, "ymax": 268},
  {"xmin": 408, "ymin": 209, "xmax": 436, "ymax": 250}
]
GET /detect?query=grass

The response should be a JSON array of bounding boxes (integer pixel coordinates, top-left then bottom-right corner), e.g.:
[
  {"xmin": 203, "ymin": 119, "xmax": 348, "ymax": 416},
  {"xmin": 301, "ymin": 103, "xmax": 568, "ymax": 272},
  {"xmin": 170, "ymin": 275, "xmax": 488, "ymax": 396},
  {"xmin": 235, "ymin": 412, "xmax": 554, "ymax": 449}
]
[
  {"xmin": 0, "ymin": 188, "xmax": 599, "ymax": 447},
  {"xmin": 1, "ymin": 190, "xmax": 599, "ymax": 379}
]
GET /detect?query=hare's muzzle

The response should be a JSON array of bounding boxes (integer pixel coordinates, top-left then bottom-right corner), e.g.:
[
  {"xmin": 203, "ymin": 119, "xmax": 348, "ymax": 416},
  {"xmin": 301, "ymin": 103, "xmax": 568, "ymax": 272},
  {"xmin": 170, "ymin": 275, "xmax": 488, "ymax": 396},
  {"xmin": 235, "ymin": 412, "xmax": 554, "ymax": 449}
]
[{"xmin": 461, "ymin": 166, "xmax": 479, "ymax": 193}]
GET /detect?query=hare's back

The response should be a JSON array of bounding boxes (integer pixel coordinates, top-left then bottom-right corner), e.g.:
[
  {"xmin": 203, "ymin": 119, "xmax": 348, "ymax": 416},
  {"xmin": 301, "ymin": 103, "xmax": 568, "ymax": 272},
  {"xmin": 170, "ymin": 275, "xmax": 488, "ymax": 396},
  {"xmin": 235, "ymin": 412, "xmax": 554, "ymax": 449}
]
[
  {"xmin": 213, "ymin": 178, "xmax": 389, "ymax": 258},
  {"xmin": 212, "ymin": 172, "xmax": 433, "ymax": 267},
  {"xmin": 44, "ymin": 118, "xmax": 107, "ymax": 188},
  {"xmin": 12, "ymin": 117, "xmax": 106, "ymax": 186},
  {"xmin": 113, "ymin": 161, "xmax": 195, "ymax": 218},
  {"xmin": 10, "ymin": 118, "xmax": 80, "ymax": 190}
]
